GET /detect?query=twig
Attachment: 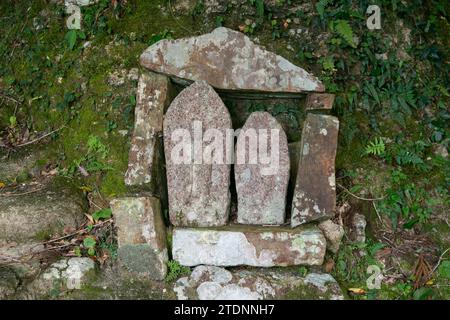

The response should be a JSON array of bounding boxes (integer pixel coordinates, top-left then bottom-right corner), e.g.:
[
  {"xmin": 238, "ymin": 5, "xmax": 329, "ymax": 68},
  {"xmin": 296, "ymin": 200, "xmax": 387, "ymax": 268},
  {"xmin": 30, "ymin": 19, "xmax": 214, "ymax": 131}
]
[
  {"xmin": 337, "ymin": 183, "xmax": 385, "ymax": 201},
  {"xmin": 42, "ymin": 218, "xmax": 113, "ymax": 245},
  {"xmin": 373, "ymin": 201, "xmax": 386, "ymax": 227},
  {"xmin": 15, "ymin": 126, "xmax": 65, "ymax": 147},
  {"xmin": 0, "ymin": 92, "xmax": 20, "ymax": 105},
  {"xmin": 432, "ymin": 247, "xmax": 450, "ymax": 274},
  {"xmin": 0, "ymin": 187, "xmax": 44, "ymax": 197}
]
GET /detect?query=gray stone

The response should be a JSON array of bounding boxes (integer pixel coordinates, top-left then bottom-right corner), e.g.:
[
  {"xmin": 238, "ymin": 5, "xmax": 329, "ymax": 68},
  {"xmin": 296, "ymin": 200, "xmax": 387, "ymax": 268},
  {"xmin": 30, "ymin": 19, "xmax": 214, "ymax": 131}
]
[
  {"xmin": 0, "ymin": 267, "xmax": 19, "ymax": 299},
  {"xmin": 173, "ymin": 266, "xmax": 345, "ymax": 300},
  {"xmin": 0, "ymin": 182, "xmax": 86, "ymax": 242},
  {"xmin": 23, "ymin": 257, "xmax": 95, "ymax": 298},
  {"xmin": 0, "ymin": 241, "xmax": 45, "ymax": 279},
  {"xmin": 140, "ymin": 27, "xmax": 324, "ymax": 94},
  {"xmin": 64, "ymin": 0, "xmax": 98, "ymax": 6},
  {"xmin": 163, "ymin": 81, "xmax": 232, "ymax": 227},
  {"xmin": 351, "ymin": 213, "xmax": 367, "ymax": 243},
  {"xmin": 318, "ymin": 219, "xmax": 344, "ymax": 253},
  {"xmin": 172, "ymin": 225, "xmax": 326, "ymax": 267},
  {"xmin": 125, "ymin": 71, "xmax": 174, "ymax": 187},
  {"xmin": 291, "ymin": 114, "xmax": 339, "ymax": 227},
  {"xmin": 303, "ymin": 273, "xmax": 345, "ymax": 299},
  {"xmin": 110, "ymin": 197, "xmax": 168, "ymax": 280},
  {"xmin": 235, "ymin": 112, "xmax": 290, "ymax": 225}
]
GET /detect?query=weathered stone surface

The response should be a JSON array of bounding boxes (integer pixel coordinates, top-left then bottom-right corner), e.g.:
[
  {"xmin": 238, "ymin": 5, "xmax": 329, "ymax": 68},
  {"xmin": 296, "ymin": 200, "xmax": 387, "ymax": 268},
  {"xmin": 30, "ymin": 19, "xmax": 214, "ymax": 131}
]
[
  {"xmin": 174, "ymin": 266, "xmax": 344, "ymax": 300},
  {"xmin": 350, "ymin": 213, "xmax": 367, "ymax": 243},
  {"xmin": 22, "ymin": 257, "xmax": 96, "ymax": 298},
  {"xmin": 65, "ymin": 0, "xmax": 98, "ymax": 6},
  {"xmin": 318, "ymin": 219, "xmax": 344, "ymax": 253},
  {"xmin": 163, "ymin": 81, "xmax": 232, "ymax": 227},
  {"xmin": 110, "ymin": 197, "xmax": 168, "ymax": 280},
  {"xmin": 291, "ymin": 114, "xmax": 339, "ymax": 227},
  {"xmin": 235, "ymin": 112, "xmax": 290, "ymax": 225},
  {"xmin": 0, "ymin": 267, "xmax": 19, "ymax": 299},
  {"xmin": 0, "ymin": 149, "xmax": 42, "ymax": 181},
  {"xmin": 125, "ymin": 71, "xmax": 174, "ymax": 186},
  {"xmin": 306, "ymin": 93, "xmax": 335, "ymax": 110},
  {"xmin": 0, "ymin": 241, "xmax": 45, "ymax": 279},
  {"xmin": 172, "ymin": 225, "xmax": 326, "ymax": 267},
  {"xmin": 0, "ymin": 183, "xmax": 86, "ymax": 242},
  {"xmin": 140, "ymin": 27, "xmax": 324, "ymax": 94}
]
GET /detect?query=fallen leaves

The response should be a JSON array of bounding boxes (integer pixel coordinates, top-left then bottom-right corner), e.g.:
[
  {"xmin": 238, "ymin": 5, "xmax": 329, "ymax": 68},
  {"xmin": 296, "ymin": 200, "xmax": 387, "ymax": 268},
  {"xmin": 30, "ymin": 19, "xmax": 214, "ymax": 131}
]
[
  {"xmin": 348, "ymin": 288, "xmax": 366, "ymax": 295},
  {"xmin": 413, "ymin": 254, "xmax": 432, "ymax": 289}
]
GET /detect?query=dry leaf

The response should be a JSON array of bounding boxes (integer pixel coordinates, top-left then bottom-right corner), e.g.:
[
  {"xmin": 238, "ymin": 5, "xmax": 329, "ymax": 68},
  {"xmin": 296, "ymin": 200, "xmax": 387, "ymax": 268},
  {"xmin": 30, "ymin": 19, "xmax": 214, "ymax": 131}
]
[
  {"xmin": 0, "ymin": 182, "xmax": 5, "ymax": 188},
  {"xmin": 84, "ymin": 213, "xmax": 94, "ymax": 224},
  {"xmin": 348, "ymin": 288, "xmax": 366, "ymax": 295},
  {"xmin": 324, "ymin": 259, "xmax": 335, "ymax": 273}
]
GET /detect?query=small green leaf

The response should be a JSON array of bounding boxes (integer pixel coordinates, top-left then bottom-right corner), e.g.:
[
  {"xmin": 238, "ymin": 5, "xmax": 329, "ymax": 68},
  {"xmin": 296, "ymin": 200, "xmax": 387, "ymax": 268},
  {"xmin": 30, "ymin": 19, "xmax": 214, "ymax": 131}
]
[
  {"xmin": 403, "ymin": 218, "xmax": 419, "ymax": 229},
  {"xmin": 9, "ymin": 116, "xmax": 16, "ymax": 128},
  {"xmin": 92, "ymin": 208, "xmax": 112, "ymax": 222},
  {"xmin": 65, "ymin": 30, "xmax": 77, "ymax": 50},
  {"xmin": 438, "ymin": 260, "xmax": 450, "ymax": 279},
  {"xmin": 88, "ymin": 247, "xmax": 96, "ymax": 256},
  {"xmin": 83, "ymin": 236, "xmax": 96, "ymax": 248},
  {"xmin": 413, "ymin": 287, "xmax": 434, "ymax": 300}
]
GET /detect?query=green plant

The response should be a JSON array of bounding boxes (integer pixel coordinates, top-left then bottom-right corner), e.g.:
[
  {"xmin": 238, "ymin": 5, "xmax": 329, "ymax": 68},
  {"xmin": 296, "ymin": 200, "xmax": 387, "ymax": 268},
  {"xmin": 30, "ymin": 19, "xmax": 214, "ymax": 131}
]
[
  {"xmin": 64, "ymin": 30, "xmax": 86, "ymax": 50},
  {"xmin": 92, "ymin": 208, "xmax": 112, "ymax": 222},
  {"xmin": 297, "ymin": 266, "xmax": 308, "ymax": 277},
  {"xmin": 438, "ymin": 260, "xmax": 450, "ymax": 279},
  {"xmin": 165, "ymin": 260, "xmax": 190, "ymax": 282},
  {"xmin": 191, "ymin": 0, "xmax": 205, "ymax": 18},
  {"xmin": 365, "ymin": 137, "xmax": 385, "ymax": 156},
  {"xmin": 148, "ymin": 30, "xmax": 173, "ymax": 45},
  {"xmin": 83, "ymin": 236, "xmax": 97, "ymax": 256},
  {"xmin": 333, "ymin": 20, "xmax": 357, "ymax": 48},
  {"xmin": 62, "ymin": 135, "xmax": 111, "ymax": 177},
  {"xmin": 316, "ymin": 0, "xmax": 331, "ymax": 19}
]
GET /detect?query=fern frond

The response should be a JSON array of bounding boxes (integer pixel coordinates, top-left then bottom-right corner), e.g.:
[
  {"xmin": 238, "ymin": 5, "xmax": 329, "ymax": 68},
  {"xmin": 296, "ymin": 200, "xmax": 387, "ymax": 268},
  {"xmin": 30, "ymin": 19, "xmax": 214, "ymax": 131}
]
[
  {"xmin": 316, "ymin": 0, "xmax": 331, "ymax": 18},
  {"xmin": 365, "ymin": 137, "xmax": 385, "ymax": 156},
  {"xmin": 335, "ymin": 20, "xmax": 356, "ymax": 48}
]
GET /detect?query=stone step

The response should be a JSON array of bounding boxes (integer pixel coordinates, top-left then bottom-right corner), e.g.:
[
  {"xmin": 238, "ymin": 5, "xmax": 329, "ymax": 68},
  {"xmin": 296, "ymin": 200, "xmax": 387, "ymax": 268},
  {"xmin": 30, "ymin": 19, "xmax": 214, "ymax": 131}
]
[
  {"xmin": 174, "ymin": 266, "xmax": 344, "ymax": 300},
  {"xmin": 172, "ymin": 225, "xmax": 326, "ymax": 267},
  {"xmin": 0, "ymin": 181, "xmax": 86, "ymax": 242}
]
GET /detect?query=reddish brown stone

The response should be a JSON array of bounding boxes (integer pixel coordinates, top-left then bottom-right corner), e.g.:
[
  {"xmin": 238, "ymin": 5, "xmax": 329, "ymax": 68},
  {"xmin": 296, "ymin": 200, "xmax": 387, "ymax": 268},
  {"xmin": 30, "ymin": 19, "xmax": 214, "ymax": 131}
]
[
  {"xmin": 305, "ymin": 93, "xmax": 335, "ymax": 110},
  {"xmin": 291, "ymin": 114, "xmax": 339, "ymax": 227}
]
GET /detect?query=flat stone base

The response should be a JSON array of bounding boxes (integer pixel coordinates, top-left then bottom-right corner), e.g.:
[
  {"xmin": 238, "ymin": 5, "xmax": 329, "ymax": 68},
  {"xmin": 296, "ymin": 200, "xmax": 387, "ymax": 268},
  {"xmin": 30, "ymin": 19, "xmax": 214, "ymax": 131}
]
[
  {"xmin": 172, "ymin": 225, "xmax": 326, "ymax": 267},
  {"xmin": 174, "ymin": 266, "xmax": 345, "ymax": 300}
]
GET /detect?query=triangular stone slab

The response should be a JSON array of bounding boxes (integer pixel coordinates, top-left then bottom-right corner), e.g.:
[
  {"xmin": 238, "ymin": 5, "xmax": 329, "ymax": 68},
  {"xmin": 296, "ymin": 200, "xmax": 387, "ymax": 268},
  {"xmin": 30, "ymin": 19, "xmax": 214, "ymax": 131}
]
[
  {"xmin": 235, "ymin": 112, "xmax": 290, "ymax": 225},
  {"xmin": 140, "ymin": 27, "xmax": 324, "ymax": 94},
  {"xmin": 163, "ymin": 81, "xmax": 232, "ymax": 227}
]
